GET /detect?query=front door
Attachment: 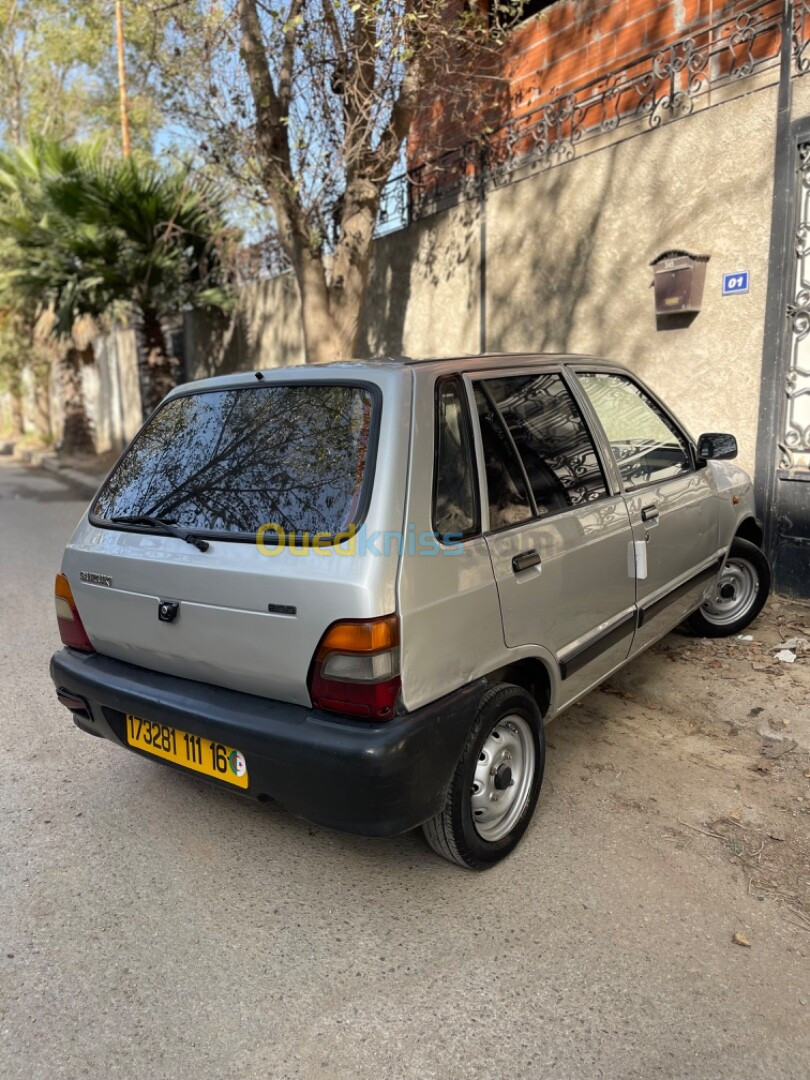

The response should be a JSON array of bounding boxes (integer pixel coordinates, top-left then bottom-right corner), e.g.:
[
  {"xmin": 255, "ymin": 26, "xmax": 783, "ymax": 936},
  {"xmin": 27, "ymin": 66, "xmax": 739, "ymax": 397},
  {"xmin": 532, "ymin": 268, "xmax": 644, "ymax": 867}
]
[
  {"xmin": 576, "ymin": 370, "xmax": 720, "ymax": 652},
  {"xmin": 472, "ymin": 369, "xmax": 637, "ymax": 708}
]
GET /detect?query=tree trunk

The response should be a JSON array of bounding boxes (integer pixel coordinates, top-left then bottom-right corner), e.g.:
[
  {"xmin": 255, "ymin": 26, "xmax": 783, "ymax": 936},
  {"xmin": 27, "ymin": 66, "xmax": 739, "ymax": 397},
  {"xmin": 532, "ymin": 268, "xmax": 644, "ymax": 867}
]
[
  {"xmin": 60, "ymin": 346, "xmax": 95, "ymax": 455},
  {"xmin": 327, "ymin": 179, "xmax": 380, "ymax": 360},
  {"xmin": 32, "ymin": 361, "xmax": 53, "ymax": 441},
  {"xmin": 293, "ymin": 192, "xmax": 378, "ymax": 364},
  {"xmin": 9, "ymin": 392, "xmax": 24, "ymax": 438},
  {"xmin": 296, "ymin": 248, "xmax": 344, "ymax": 363},
  {"xmin": 140, "ymin": 307, "xmax": 178, "ymax": 414}
]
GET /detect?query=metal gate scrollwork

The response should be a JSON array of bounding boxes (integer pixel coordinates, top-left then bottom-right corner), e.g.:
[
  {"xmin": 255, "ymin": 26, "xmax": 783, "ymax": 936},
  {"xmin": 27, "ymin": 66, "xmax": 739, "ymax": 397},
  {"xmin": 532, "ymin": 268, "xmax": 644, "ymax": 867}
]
[{"xmin": 783, "ymin": 142, "xmax": 810, "ymax": 472}]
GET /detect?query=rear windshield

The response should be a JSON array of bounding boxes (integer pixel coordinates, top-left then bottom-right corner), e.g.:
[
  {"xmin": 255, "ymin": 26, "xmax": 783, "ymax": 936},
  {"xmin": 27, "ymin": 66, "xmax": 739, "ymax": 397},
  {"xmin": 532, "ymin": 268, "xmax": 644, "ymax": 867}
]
[{"xmin": 92, "ymin": 383, "xmax": 378, "ymax": 538}]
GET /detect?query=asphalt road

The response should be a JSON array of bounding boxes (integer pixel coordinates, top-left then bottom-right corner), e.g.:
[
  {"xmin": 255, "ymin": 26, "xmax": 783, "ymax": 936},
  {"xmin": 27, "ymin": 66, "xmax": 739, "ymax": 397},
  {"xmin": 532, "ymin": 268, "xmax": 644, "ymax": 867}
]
[{"xmin": 1, "ymin": 458, "xmax": 808, "ymax": 1080}]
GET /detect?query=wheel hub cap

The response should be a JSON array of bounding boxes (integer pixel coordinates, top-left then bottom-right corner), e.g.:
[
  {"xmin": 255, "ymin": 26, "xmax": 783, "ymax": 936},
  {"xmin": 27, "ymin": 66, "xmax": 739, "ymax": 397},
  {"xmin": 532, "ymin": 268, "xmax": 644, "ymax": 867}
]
[{"xmin": 493, "ymin": 763, "xmax": 513, "ymax": 790}]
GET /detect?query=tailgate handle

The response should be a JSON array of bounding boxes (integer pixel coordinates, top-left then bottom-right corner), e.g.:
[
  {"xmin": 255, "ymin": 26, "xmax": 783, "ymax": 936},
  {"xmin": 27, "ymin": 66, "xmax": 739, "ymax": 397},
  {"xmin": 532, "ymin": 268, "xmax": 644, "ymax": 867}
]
[
  {"xmin": 641, "ymin": 504, "xmax": 659, "ymax": 523},
  {"xmin": 512, "ymin": 550, "xmax": 541, "ymax": 573}
]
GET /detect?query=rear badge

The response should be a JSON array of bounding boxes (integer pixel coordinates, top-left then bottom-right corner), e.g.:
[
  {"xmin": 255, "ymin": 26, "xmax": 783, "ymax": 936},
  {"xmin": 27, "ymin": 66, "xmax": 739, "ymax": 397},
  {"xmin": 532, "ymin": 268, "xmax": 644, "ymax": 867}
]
[
  {"xmin": 267, "ymin": 603, "xmax": 297, "ymax": 616},
  {"xmin": 158, "ymin": 600, "xmax": 180, "ymax": 623},
  {"xmin": 80, "ymin": 571, "xmax": 112, "ymax": 587}
]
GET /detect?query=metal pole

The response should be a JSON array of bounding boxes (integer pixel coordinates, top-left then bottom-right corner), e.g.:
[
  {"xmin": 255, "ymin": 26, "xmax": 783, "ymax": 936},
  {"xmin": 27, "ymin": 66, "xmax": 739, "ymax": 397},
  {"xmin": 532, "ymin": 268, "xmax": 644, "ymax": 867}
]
[{"xmin": 115, "ymin": 0, "xmax": 131, "ymax": 157}]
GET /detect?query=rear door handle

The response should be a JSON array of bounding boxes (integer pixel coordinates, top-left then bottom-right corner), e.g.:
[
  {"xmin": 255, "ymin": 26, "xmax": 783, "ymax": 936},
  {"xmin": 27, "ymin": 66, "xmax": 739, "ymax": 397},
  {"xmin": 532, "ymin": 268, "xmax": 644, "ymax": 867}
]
[
  {"xmin": 641, "ymin": 504, "xmax": 659, "ymax": 524},
  {"xmin": 512, "ymin": 550, "xmax": 541, "ymax": 573}
]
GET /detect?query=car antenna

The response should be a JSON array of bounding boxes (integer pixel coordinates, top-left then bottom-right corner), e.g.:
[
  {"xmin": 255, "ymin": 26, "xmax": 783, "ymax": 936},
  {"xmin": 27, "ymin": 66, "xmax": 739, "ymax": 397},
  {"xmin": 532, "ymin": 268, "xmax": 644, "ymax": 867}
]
[{"xmin": 255, "ymin": 371, "xmax": 265, "ymax": 380}]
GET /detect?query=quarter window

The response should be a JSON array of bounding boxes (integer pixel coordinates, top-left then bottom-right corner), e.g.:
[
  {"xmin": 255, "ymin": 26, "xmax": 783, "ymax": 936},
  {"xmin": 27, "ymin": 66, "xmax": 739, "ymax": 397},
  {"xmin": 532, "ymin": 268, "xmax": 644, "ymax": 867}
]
[
  {"xmin": 433, "ymin": 378, "xmax": 479, "ymax": 539},
  {"xmin": 474, "ymin": 387, "xmax": 533, "ymax": 530},
  {"xmin": 578, "ymin": 373, "xmax": 692, "ymax": 491},
  {"xmin": 482, "ymin": 373, "xmax": 608, "ymax": 514}
]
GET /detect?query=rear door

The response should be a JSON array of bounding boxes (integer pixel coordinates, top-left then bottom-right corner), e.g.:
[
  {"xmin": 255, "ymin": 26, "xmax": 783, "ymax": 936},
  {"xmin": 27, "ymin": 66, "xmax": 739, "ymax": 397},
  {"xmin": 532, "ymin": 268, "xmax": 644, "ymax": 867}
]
[
  {"xmin": 473, "ymin": 367, "xmax": 637, "ymax": 708},
  {"xmin": 575, "ymin": 369, "xmax": 720, "ymax": 652}
]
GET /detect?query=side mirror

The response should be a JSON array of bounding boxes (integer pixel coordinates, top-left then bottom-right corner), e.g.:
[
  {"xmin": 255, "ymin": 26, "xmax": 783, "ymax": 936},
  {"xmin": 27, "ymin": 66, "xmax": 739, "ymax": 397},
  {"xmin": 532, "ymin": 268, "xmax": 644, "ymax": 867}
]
[{"xmin": 697, "ymin": 432, "xmax": 738, "ymax": 463}]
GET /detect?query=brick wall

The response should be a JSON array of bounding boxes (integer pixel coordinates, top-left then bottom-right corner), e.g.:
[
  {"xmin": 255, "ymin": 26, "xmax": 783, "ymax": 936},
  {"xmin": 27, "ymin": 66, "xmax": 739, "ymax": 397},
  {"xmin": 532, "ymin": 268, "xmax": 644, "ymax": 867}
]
[{"xmin": 408, "ymin": 0, "xmax": 782, "ymax": 168}]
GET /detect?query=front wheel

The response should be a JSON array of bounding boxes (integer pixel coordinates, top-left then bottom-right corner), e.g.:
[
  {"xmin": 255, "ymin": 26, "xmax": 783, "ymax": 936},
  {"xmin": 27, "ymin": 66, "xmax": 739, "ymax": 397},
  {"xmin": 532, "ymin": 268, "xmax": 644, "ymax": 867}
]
[
  {"xmin": 422, "ymin": 684, "xmax": 544, "ymax": 869},
  {"xmin": 685, "ymin": 537, "xmax": 770, "ymax": 638}
]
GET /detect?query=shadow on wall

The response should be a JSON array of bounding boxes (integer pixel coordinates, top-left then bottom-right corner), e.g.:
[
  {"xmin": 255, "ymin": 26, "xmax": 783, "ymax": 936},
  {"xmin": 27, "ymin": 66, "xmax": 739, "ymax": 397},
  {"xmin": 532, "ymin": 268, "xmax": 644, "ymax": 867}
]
[
  {"xmin": 184, "ymin": 274, "xmax": 306, "ymax": 378},
  {"xmin": 484, "ymin": 151, "xmax": 622, "ymax": 357},
  {"xmin": 359, "ymin": 196, "xmax": 480, "ymax": 358},
  {"xmin": 184, "ymin": 306, "xmax": 249, "ymax": 379}
]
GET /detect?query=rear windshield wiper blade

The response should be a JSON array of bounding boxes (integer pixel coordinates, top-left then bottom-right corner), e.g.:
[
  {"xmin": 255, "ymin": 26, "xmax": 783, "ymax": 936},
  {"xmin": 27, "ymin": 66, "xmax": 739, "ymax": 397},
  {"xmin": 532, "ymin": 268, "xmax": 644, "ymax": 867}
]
[{"xmin": 110, "ymin": 514, "xmax": 210, "ymax": 552}]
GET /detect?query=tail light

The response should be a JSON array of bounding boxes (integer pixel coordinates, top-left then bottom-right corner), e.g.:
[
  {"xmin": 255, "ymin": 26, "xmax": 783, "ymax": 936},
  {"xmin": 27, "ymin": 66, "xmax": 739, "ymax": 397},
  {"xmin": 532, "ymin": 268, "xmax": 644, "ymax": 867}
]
[
  {"xmin": 309, "ymin": 614, "xmax": 400, "ymax": 720},
  {"xmin": 54, "ymin": 573, "xmax": 95, "ymax": 652}
]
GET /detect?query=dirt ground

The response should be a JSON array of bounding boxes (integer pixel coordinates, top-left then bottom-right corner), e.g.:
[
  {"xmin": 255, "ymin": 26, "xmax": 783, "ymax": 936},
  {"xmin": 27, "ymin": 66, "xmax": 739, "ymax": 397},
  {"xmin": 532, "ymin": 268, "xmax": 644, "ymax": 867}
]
[{"xmin": 560, "ymin": 595, "xmax": 810, "ymax": 939}]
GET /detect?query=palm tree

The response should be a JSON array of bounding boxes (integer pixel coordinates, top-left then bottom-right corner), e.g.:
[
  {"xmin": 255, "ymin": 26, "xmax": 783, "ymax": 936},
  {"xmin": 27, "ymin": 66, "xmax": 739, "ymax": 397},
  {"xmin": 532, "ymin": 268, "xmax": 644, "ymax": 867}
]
[
  {"xmin": 0, "ymin": 143, "xmax": 100, "ymax": 452},
  {"xmin": 45, "ymin": 148, "xmax": 237, "ymax": 412},
  {"xmin": 0, "ymin": 140, "xmax": 237, "ymax": 424}
]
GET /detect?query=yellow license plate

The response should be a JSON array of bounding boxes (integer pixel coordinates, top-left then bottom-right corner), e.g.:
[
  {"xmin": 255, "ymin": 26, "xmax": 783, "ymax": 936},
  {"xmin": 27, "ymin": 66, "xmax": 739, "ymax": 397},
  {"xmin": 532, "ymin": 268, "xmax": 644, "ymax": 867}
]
[{"xmin": 126, "ymin": 715, "xmax": 248, "ymax": 789}]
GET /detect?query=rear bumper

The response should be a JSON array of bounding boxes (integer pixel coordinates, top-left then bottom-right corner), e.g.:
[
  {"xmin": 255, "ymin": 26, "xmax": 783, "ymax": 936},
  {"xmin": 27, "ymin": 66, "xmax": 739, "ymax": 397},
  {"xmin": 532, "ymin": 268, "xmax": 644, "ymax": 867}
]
[{"xmin": 50, "ymin": 648, "xmax": 482, "ymax": 837}]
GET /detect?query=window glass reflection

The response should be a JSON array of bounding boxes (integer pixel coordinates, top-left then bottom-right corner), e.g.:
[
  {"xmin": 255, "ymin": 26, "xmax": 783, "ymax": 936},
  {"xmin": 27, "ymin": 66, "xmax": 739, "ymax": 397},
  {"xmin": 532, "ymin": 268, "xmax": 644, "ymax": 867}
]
[{"xmin": 93, "ymin": 385, "xmax": 376, "ymax": 536}]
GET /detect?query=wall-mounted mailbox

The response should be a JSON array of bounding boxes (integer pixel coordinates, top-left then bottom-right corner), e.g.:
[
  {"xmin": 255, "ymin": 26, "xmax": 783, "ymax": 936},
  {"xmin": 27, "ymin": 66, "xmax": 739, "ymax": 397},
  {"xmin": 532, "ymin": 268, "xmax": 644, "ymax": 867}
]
[{"xmin": 651, "ymin": 250, "xmax": 710, "ymax": 315}]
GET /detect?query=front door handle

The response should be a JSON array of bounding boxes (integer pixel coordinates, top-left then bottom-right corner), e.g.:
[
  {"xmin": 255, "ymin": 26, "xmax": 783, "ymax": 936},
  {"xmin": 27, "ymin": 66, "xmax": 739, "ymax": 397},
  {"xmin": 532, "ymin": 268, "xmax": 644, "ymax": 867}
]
[
  {"xmin": 512, "ymin": 550, "xmax": 541, "ymax": 573},
  {"xmin": 641, "ymin": 504, "xmax": 660, "ymax": 524}
]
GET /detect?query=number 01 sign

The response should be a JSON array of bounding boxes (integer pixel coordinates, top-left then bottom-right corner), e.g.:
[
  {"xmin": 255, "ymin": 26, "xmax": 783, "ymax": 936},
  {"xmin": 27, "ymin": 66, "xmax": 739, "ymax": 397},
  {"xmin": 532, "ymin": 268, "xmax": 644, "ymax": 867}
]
[{"xmin": 722, "ymin": 271, "xmax": 750, "ymax": 296}]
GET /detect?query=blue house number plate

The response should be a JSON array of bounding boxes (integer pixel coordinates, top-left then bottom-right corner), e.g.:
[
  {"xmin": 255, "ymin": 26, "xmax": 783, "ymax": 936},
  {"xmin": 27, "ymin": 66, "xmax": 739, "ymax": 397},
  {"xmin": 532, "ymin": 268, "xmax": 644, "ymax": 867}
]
[{"xmin": 722, "ymin": 271, "xmax": 750, "ymax": 295}]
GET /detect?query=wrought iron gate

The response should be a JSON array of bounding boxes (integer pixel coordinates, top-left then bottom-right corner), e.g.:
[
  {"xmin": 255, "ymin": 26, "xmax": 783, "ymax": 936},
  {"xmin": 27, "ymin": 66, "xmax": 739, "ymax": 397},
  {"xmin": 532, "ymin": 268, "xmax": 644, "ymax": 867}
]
[{"xmin": 772, "ymin": 137, "xmax": 810, "ymax": 596}]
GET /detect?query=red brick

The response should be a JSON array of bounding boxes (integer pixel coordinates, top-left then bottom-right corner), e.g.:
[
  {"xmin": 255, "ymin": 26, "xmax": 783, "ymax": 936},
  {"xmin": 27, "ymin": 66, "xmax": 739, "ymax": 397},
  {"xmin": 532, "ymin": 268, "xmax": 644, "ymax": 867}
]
[{"xmin": 407, "ymin": 0, "xmax": 773, "ymax": 171}]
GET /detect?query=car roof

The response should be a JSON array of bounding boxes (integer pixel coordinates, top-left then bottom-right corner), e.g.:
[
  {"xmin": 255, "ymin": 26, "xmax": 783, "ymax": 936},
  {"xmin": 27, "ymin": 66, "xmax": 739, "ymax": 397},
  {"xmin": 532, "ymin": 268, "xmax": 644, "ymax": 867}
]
[
  {"xmin": 171, "ymin": 353, "xmax": 627, "ymax": 397},
  {"xmin": 324, "ymin": 352, "xmax": 623, "ymax": 373}
]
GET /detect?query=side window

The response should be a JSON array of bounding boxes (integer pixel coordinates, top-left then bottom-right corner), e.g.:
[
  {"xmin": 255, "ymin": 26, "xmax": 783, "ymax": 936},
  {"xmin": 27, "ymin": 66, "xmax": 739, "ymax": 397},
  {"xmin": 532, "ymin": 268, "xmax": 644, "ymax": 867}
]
[
  {"xmin": 483, "ymin": 373, "xmax": 608, "ymax": 514},
  {"xmin": 433, "ymin": 377, "xmax": 479, "ymax": 539},
  {"xmin": 578, "ymin": 373, "xmax": 692, "ymax": 491},
  {"xmin": 474, "ymin": 387, "xmax": 533, "ymax": 530}
]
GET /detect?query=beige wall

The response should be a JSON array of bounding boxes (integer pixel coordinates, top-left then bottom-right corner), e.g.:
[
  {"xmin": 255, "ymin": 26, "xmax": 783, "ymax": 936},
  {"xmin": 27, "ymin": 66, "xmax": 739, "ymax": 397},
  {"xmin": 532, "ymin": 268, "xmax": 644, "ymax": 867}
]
[
  {"xmin": 185, "ymin": 275, "xmax": 305, "ymax": 380},
  {"xmin": 478, "ymin": 88, "xmax": 779, "ymax": 478},
  {"xmin": 79, "ymin": 329, "xmax": 143, "ymax": 453},
  {"xmin": 185, "ymin": 79, "xmax": 797, "ymax": 480}
]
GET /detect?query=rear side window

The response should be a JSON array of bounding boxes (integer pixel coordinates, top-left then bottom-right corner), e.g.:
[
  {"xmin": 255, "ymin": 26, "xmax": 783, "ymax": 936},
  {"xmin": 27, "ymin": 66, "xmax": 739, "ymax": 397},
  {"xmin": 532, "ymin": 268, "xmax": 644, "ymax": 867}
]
[
  {"xmin": 92, "ymin": 384, "xmax": 377, "ymax": 538},
  {"xmin": 433, "ymin": 377, "xmax": 479, "ymax": 539},
  {"xmin": 483, "ymin": 373, "xmax": 607, "ymax": 513},
  {"xmin": 474, "ymin": 387, "xmax": 533, "ymax": 530}
]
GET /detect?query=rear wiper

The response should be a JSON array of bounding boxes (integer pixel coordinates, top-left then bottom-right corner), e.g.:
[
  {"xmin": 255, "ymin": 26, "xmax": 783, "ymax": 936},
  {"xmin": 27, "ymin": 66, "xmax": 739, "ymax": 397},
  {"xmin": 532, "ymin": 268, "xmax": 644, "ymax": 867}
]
[{"xmin": 110, "ymin": 514, "xmax": 210, "ymax": 552}]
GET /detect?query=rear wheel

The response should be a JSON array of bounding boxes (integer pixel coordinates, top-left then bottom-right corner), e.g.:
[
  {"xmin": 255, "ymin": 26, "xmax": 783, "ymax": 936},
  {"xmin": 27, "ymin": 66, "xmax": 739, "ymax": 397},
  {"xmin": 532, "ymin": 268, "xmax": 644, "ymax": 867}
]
[
  {"xmin": 422, "ymin": 683, "xmax": 544, "ymax": 869},
  {"xmin": 685, "ymin": 537, "xmax": 770, "ymax": 638}
]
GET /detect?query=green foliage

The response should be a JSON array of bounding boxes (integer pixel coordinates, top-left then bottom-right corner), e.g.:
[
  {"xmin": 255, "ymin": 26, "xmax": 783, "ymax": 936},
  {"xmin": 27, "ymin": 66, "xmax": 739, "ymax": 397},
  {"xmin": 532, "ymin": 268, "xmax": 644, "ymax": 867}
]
[
  {"xmin": 0, "ymin": 139, "xmax": 239, "ymax": 336},
  {"xmin": 0, "ymin": 0, "xmax": 169, "ymax": 151},
  {"xmin": 0, "ymin": 308, "xmax": 26, "ymax": 396}
]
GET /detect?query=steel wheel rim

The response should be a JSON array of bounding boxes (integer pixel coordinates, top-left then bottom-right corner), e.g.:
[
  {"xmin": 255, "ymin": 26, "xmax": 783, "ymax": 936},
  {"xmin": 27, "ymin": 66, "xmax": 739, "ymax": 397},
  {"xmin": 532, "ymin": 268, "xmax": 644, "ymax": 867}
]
[
  {"xmin": 471, "ymin": 713, "xmax": 535, "ymax": 842},
  {"xmin": 701, "ymin": 558, "xmax": 759, "ymax": 626}
]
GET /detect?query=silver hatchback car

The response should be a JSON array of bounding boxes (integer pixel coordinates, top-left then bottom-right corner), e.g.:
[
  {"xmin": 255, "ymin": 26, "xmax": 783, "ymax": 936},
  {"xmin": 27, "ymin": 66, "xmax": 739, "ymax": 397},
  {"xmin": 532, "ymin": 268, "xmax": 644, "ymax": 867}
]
[{"xmin": 50, "ymin": 354, "xmax": 770, "ymax": 868}]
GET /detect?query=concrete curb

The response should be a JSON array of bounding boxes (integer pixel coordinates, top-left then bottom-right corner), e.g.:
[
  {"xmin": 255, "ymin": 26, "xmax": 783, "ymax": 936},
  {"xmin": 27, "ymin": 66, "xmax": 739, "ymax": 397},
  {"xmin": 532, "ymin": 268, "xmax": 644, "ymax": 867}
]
[
  {"xmin": 4, "ymin": 441, "xmax": 106, "ymax": 499},
  {"xmin": 38, "ymin": 456, "xmax": 104, "ymax": 500}
]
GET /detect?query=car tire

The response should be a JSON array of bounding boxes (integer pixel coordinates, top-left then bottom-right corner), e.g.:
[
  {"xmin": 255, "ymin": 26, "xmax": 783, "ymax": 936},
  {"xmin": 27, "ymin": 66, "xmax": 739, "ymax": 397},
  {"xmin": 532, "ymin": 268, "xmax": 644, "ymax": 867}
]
[
  {"xmin": 422, "ymin": 683, "xmax": 544, "ymax": 870},
  {"xmin": 685, "ymin": 537, "xmax": 771, "ymax": 638}
]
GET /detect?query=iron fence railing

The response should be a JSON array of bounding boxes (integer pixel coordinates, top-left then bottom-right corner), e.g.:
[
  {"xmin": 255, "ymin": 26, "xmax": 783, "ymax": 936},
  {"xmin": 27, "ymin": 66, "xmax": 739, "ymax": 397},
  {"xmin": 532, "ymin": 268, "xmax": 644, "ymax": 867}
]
[{"xmin": 376, "ymin": 0, "xmax": 803, "ymax": 237}]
